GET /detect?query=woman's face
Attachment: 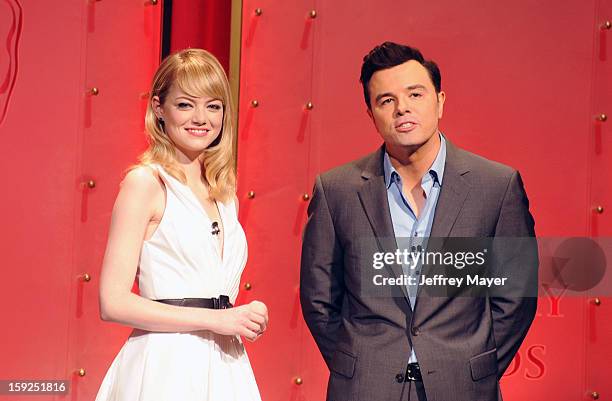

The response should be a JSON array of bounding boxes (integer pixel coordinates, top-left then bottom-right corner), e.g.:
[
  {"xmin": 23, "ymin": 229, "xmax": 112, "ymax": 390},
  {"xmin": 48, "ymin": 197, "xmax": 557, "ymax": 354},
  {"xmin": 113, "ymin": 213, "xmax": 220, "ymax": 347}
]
[{"xmin": 152, "ymin": 84, "xmax": 224, "ymax": 161}]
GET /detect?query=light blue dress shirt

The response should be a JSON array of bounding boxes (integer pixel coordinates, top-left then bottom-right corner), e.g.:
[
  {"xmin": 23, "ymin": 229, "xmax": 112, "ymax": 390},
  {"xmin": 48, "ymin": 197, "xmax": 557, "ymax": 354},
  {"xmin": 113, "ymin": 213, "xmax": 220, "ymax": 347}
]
[{"xmin": 383, "ymin": 132, "xmax": 447, "ymax": 363}]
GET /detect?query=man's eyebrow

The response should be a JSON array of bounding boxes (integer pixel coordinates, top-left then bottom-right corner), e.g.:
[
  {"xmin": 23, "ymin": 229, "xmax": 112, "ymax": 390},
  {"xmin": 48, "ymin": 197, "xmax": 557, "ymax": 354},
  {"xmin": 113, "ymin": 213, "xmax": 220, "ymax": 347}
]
[
  {"xmin": 374, "ymin": 84, "xmax": 428, "ymax": 103},
  {"xmin": 405, "ymin": 84, "xmax": 427, "ymax": 91}
]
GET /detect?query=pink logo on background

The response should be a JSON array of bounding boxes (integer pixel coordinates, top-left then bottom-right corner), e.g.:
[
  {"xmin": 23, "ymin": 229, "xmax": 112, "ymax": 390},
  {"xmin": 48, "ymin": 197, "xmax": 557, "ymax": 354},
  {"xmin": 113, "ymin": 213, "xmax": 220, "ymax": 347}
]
[{"xmin": 0, "ymin": 0, "xmax": 22, "ymax": 125}]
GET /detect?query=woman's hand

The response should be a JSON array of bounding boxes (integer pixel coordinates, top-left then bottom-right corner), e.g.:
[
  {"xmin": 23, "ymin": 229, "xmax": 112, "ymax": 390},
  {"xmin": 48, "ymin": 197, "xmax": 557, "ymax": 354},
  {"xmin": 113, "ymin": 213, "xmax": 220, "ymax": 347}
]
[{"xmin": 212, "ymin": 301, "xmax": 269, "ymax": 341}]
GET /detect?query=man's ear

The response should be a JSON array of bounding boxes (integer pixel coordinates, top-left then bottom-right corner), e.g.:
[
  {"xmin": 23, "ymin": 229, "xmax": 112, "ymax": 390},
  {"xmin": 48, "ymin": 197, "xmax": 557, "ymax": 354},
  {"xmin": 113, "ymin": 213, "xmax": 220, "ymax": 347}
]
[
  {"xmin": 151, "ymin": 96, "xmax": 163, "ymax": 119},
  {"xmin": 437, "ymin": 91, "xmax": 446, "ymax": 119},
  {"xmin": 367, "ymin": 107, "xmax": 380, "ymax": 131}
]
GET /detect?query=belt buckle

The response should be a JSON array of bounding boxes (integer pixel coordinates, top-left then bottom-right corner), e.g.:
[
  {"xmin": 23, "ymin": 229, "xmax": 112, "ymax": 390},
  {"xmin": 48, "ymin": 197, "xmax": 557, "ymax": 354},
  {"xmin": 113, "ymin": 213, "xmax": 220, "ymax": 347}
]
[
  {"xmin": 218, "ymin": 295, "xmax": 232, "ymax": 309},
  {"xmin": 406, "ymin": 363, "xmax": 421, "ymax": 381}
]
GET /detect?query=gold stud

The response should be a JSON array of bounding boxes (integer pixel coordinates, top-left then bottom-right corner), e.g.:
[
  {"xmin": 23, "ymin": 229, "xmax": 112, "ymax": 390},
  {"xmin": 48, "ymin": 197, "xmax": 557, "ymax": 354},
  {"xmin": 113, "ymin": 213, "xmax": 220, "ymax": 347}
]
[
  {"xmin": 294, "ymin": 376, "xmax": 303, "ymax": 385},
  {"xmin": 591, "ymin": 391, "xmax": 600, "ymax": 400},
  {"xmin": 247, "ymin": 190, "xmax": 256, "ymax": 199},
  {"xmin": 86, "ymin": 180, "xmax": 96, "ymax": 189},
  {"xmin": 596, "ymin": 113, "xmax": 607, "ymax": 122},
  {"xmin": 77, "ymin": 368, "xmax": 86, "ymax": 377},
  {"xmin": 305, "ymin": 101, "xmax": 314, "ymax": 110},
  {"xmin": 244, "ymin": 282, "xmax": 252, "ymax": 291},
  {"xmin": 90, "ymin": 87, "xmax": 99, "ymax": 96},
  {"xmin": 595, "ymin": 205, "xmax": 604, "ymax": 214},
  {"xmin": 601, "ymin": 21, "xmax": 611, "ymax": 30},
  {"xmin": 309, "ymin": 10, "xmax": 317, "ymax": 18},
  {"xmin": 593, "ymin": 298, "xmax": 601, "ymax": 306},
  {"xmin": 150, "ymin": 0, "xmax": 158, "ymax": 4},
  {"xmin": 302, "ymin": 193, "xmax": 310, "ymax": 201},
  {"xmin": 254, "ymin": 8, "xmax": 263, "ymax": 16},
  {"xmin": 81, "ymin": 273, "xmax": 91, "ymax": 282},
  {"xmin": 251, "ymin": 100, "xmax": 259, "ymax": 108}
]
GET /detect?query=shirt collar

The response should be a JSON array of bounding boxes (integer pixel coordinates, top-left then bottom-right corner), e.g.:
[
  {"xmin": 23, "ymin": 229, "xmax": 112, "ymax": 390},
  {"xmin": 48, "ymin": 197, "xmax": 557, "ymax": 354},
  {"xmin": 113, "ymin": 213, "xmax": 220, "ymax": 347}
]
[{"xmin": 383, "ymin": 132, "xmax": 447, "ymax": 189}]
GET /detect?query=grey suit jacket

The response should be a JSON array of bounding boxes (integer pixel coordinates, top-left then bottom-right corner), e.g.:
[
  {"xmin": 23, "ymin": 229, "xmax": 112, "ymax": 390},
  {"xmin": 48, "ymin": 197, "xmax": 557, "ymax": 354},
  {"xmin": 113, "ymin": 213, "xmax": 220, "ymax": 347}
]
[{"xmin": 300, "ymin": 139, "xmax": 537, "ymax": 401}]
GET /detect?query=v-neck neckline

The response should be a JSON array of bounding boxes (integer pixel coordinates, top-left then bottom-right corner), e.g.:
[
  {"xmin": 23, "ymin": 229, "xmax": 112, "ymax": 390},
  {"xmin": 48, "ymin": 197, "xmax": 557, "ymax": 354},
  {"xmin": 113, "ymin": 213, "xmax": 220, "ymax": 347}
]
[{"xmin": 156, "ymin": 164, "xmax": 226, "ymax": 264}]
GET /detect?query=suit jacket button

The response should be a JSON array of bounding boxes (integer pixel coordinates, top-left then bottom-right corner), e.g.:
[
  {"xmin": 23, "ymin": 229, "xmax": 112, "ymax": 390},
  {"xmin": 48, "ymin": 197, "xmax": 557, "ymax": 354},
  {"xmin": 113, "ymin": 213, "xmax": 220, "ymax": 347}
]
[
  {"xmin": 411, "ymin": 326, "xmax": 420, "ymax": 336},
  {"xmin": 395, "ymin": 373, "xmax": 405, "ymax": 383}
]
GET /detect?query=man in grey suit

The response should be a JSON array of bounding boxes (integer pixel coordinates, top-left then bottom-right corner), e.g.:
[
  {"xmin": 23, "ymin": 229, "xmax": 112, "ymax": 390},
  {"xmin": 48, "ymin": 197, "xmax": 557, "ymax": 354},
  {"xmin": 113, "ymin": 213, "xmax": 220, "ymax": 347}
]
[{"xmin": 300, "ymin": 42, "xmax": 537, "ymax": 401}]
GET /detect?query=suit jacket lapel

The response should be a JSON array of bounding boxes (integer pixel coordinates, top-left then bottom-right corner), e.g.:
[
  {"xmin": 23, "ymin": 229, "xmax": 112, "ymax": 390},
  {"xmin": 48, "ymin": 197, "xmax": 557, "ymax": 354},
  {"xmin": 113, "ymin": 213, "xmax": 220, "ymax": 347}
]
[
  {"xmin": 357, "ymin": 146, "xmax": 411, "ymax": 303},
  {"xmin": 429, "ymin": 140, "xmax": 471, "ymax": 238},
  {"xmin": 414, "ymin": 140, "xmax": 471, "ymax": 306}
]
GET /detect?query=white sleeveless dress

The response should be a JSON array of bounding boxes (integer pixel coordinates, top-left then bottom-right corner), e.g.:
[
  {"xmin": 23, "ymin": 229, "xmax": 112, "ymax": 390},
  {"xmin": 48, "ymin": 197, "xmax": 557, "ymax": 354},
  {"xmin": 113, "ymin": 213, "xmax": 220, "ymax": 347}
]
[{"xmin": 95, "ymin": 164, "xmax": 262, "ymax": 401}]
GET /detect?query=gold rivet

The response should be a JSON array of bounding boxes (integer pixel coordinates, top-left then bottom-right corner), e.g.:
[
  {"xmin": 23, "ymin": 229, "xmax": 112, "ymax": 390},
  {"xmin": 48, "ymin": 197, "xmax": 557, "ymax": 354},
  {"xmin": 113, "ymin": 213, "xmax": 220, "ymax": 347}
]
[
  {"xmin": 302, "ymin": 193, "xmax": 310, "ymax": 201},
  {"xmin": 294, "ymin": 376, "xmax": 303, "ymax": 385},
  {"xmin": 254, "ymin": 8, "xmax": 262, "ymax": 16},
  {"xmin": 591, "ymin": 391, "xmax": 600, "ymax": 400},
  {"xmin": 309, "ymin": 10, "xmax": 317, "ymax": 18},
  {"xmin": 244, "ymin": 282, "xmax": 252, "ymax": 291},
  {"xmin": 90, "ymin": 87, "xmax": 99, "ymax": 96},
  {"xmin": 596, "ymin": 113, "xmax": 607, "ymax": 122},
  {"xmin": 77, "ymin": 368, "xmax": 86, "ymax": 377},
  {"xmin": 305, "ymin": 101, "xmax": 313, "ymax": 110},
  {"xmin": 595, "ymin": 205, "xmax": 604, "ymax": 214},
  {"xmin": 87, "ymin": 180, "xmax": 96, "ymax": 189},
  {"xmin": 593, "ymin": 298, "xmax": 602, "ymax": 306},
  {"xmin": 81, "ymin": 273, "xmax": 91, "ymax": 282},
  {"xmin": 150, "ymin": 0, "xmax": 158, "ymax": 4},
  {"xmin": 601, "ymin": 21, "xmax": 611, "ymax": 30},
  {"xmin": 247, "ymin": 190, "xmax": 255, "ymax": 199},
  {"xmin": 251, "ymin": 100, "xmax": 259, "ymax": 108}
]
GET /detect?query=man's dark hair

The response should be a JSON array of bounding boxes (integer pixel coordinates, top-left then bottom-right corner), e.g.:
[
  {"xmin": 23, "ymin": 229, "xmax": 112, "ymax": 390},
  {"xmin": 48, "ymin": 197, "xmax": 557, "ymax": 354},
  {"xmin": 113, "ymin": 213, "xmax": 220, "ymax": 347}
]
[{"xmin": 360, "ymin": 41, "xmax": 441, "ymax": 109}]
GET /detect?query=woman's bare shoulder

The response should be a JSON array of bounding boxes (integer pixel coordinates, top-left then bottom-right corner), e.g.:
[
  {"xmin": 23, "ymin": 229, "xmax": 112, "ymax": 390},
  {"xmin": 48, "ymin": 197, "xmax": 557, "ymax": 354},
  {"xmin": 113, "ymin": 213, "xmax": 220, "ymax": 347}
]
[
  {"xmin": 121, "ymin": 165, "xmax": 162, "ymax": 191},
  {"xmin": 116, "ymin": 165, "xmax": 165, "ymax": 214}
]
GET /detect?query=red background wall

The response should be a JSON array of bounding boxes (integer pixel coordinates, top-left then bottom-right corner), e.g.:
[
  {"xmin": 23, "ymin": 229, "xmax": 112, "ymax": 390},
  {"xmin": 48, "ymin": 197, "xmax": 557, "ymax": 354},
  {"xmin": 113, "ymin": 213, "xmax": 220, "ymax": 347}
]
[
  {"xmin": 0, "ymin": 1, "xmax": 610, "ymax": 400},
  {"xmin": 0, "ymin": 1, "xmax": 161, "ymax": 400}
]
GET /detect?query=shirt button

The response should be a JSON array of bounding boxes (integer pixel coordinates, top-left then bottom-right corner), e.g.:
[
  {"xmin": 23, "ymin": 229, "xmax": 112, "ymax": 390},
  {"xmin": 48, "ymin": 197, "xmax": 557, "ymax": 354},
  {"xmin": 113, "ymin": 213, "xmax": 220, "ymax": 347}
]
[
  {"xmin": 395, "ymin": 373, "xmax": 405, "ymax": 383},
  {"xmin": 411, "ymin": 326, "xmax": 420, "ymax": 336}
]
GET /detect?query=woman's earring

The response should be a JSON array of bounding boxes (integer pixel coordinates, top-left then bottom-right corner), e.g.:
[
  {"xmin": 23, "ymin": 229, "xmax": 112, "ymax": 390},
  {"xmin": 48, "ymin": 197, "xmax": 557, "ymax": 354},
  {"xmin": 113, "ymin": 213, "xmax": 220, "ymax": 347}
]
[{"xmin": 157, "ymin": 117, "xmax": 164, "ymax": 130}]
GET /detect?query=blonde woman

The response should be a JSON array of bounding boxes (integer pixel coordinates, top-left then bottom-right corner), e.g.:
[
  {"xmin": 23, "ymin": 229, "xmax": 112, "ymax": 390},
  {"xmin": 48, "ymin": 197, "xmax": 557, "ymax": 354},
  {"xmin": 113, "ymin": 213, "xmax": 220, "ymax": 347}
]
[{"xmin": 95, "ymin": 49, "xmax": 267, "ymax": 401}]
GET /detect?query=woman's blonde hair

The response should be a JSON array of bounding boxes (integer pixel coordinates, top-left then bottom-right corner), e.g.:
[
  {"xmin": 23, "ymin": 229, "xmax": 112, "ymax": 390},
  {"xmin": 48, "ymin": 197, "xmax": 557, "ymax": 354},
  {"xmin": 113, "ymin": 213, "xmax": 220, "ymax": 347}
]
[{"xmin": 136, "ymin": 48, "xmax": 236, "ymax": 202}]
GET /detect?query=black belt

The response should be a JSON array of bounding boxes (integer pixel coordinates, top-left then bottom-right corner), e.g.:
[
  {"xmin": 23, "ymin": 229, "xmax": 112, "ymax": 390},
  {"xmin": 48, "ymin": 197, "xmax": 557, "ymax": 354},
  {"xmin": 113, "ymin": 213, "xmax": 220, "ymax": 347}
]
[{"xmin": 155, "ymin": 296, "xmax": 233, "ymax": 309}]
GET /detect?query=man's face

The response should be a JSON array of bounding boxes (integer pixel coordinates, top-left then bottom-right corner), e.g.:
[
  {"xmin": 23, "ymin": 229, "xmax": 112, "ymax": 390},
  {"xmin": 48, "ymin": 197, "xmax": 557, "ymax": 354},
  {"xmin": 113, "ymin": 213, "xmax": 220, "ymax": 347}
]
[{"xmin": 367, "ymin": 60, "xmax": 445, "ymax": 150}]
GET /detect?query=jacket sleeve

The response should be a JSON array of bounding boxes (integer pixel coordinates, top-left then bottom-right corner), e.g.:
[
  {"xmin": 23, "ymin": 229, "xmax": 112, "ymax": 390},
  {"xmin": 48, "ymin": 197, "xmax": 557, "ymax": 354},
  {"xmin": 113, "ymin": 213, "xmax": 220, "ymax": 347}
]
[
  {"xmin": 491, "ymin": 170, "xmax": 538, "ymax": 379},
  {"xmin": 300, "ymin": 175, "xmax": 345, "ymax": 368}
]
